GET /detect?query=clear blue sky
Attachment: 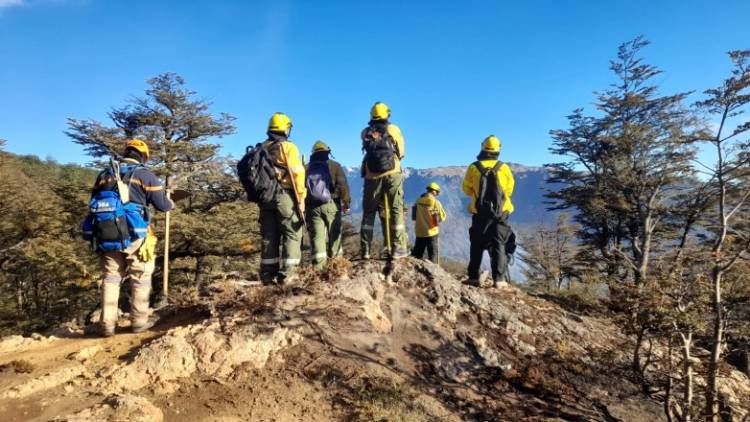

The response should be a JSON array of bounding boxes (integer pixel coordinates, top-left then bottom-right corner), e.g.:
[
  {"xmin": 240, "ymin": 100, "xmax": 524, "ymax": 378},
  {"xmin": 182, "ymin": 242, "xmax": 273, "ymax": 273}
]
[{"xmin": 1, "ymin": 0, "xmax": 748, "ymax": 168}]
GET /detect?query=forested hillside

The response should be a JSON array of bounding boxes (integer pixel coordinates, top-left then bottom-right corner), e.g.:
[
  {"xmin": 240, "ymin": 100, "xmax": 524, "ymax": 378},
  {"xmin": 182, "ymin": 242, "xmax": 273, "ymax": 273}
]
[{"xmin": 0, "ymin": 150, "xmax": 99, "ymax": 334}]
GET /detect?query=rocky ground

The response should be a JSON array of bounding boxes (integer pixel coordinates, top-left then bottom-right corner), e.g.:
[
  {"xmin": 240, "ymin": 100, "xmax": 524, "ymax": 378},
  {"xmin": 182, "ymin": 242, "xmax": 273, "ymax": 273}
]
[{"xmin": 0, "ymin": 258, "xmax": 748, "ymax": 421}]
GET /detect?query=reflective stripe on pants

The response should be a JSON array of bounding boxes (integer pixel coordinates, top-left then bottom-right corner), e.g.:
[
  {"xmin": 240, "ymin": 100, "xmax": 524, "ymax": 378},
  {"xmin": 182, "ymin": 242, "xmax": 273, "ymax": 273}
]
[
  {"xmin": 99, "ymin": 237, "xmax": 154, "ymax": 329},
  {"xmin": 307, "ymin": 201, "xmax": 343, "ymax": 268},
  {"xmin": 360, "ymin": 172, "xmax": 407, "ymax": 253},
  {"xmin": 260, "ymin": 189, "xmax": 304, "ymax": 278}
]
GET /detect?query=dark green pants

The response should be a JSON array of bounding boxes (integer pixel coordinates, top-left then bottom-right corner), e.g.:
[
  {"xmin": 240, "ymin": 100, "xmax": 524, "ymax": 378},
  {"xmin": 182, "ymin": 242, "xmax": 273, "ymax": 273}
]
[
  {"xmin": 307, "ymin": 201, "xmax": 343, "ymax": 268},
  {"xmin": 360, "ymin": 173, "xmax": 407, "ymax": 255},
  {"xmin": 259, "ymin": 190, "xmax": 304, "ymax": 281}
]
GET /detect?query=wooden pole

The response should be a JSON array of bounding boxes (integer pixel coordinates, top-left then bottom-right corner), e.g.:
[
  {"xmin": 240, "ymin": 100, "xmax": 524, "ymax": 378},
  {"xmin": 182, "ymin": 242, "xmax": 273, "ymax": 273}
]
[
  {"xmin": 160, "ymin": 188, "xmax": 171, "ymax": 307},
  {"xmin": 384, "ymin": 195, "xmax": 391, "ymax": 257}
]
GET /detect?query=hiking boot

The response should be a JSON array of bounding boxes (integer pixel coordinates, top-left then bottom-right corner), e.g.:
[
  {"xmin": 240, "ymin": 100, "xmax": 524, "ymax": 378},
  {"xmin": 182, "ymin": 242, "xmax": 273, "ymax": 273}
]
[
  {"xmin": 260, "ymin": 272, "xmax": 277, "ymax": 286},
  {"xmin": 392, "ymin": 248, "xmax": 409, "ymax": 259},
  {"xmin": 100, "ymin": 324, "xmax": 115, "ymax": 338},
  {"xmin": 494, "ymin": 281, "xmax": 511, "ymax": 290},
  {"xmin": 132, "ymin": 319, "xmax": 155, "ymax": 333},
  {"xmin": 464, "ymin": 278, "xmax": 480, "ymax": 287}
]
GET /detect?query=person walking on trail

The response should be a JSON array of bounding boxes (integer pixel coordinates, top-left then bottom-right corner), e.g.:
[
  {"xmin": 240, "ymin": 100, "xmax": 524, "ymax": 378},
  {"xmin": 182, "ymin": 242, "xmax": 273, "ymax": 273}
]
[
  {"xmin": 84, "ymin": 139, "xmax": 173, "ymax": 337},
  {"xmin": 305, "ymin": 140, "xmax": 351, "ymax": 269},
  {"xmin": 359, "ymin": 101, "xmax": 408, "ymax": 259},
  {"xmin": 256, "ymin": 113, "xmax": 307, "ymax": 284},
  {"xmin": 411, "ymin": 182, "xmax": 447, "ymax": 264},
  {"xmin": 462, "ymin": 135, "xmax": 515, "ymax": 289}
]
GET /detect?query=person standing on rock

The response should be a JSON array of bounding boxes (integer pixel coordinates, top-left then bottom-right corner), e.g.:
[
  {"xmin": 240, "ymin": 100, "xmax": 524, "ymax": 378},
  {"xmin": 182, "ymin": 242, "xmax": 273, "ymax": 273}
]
[
  {"xmin": 305, "ymin": 140, "xmax": 351, "ymax": 269},
  {"xmin": 462, "ymin": 135, "xmax": 515, "ymax": 288},
  {"xmin": 256, "ymin": 113, "xmax": 307, "ymax": 284},
  {"xmin": 84, "ymin": 139, "xmax": 174, "ymax": 337},
  {"xmin": 411, "ymin": 182, "xmax": 447, "ymax": 264},
  {"xmin": 359, "ymin": 102, "xmax": 408, "ymax": 260}
]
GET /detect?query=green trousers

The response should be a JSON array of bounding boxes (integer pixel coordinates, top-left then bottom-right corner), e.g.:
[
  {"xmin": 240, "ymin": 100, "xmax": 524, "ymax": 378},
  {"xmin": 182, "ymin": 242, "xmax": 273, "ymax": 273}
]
[
  {"xmin": 307, "ymin": 201, "xmax": 343, "ymax": 268},
  {"xmin": 360, "ymin": 173, "xmax": 407, "ymax": 255},
  {"xmin": 259, "ymin": 190, "xmax": 304, "ymax": 281}
]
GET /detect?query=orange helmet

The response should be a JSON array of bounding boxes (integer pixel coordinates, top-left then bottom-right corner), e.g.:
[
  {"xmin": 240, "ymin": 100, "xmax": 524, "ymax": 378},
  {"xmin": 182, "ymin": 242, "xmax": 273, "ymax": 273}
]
[{"xmin": 125, "ymin": 139, "xmax": 150, "ymax": 160}]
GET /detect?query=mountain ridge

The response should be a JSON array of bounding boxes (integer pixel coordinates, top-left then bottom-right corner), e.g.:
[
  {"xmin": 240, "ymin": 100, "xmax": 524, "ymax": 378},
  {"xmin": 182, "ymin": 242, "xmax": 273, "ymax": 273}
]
[{"xmin": 343, "ymin": 163, "xmax": 552, "ymax": 262}]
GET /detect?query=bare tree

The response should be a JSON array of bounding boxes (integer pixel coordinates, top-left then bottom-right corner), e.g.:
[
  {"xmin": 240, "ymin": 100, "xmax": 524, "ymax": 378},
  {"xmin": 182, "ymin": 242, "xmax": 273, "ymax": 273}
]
[
  {"xmin": 694, "ymin": 49, "xmax": 750, "ymax": 422},
  {"xmin": 519, "ymin": 214, "xmax": 580, "ymax": 290}
]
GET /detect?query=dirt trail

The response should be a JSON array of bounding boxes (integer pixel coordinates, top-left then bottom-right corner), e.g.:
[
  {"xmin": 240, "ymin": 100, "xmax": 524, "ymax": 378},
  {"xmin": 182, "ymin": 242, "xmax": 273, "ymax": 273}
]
[{"xmin": 0, "ymin": 259, "xmax": 748, "ymax": 421}]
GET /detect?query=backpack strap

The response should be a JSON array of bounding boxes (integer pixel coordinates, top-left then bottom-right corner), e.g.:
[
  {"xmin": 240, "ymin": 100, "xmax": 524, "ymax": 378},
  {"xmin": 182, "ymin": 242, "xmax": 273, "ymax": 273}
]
[
  {"xmin": 474, "ymin": 160, "xmax": 503, "ymax": 175},
  {"xmin": 121, "ymin": 164, "xmax": 143, "ymax": 184},
  {"xmin": 473, "ymin": 161, "xmax": 488, "ymax": 176}
]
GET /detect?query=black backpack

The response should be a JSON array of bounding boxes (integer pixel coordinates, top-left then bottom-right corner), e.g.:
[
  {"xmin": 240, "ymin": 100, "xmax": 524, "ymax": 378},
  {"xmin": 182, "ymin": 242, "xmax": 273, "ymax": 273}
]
[
  {"xmin": 474, "ymin": 161, "xmax": 506, "ymax": 220},
  {"xmin": 237, "ymin": 142, "xmax": 281, "ymax": 203},
  {"xmin": 363, "ymin": 125, "xmax": 396, "ymax": 173},
  {"xmin": 305, "ymin": 160, "xmax": 333, "ymax": 206}
]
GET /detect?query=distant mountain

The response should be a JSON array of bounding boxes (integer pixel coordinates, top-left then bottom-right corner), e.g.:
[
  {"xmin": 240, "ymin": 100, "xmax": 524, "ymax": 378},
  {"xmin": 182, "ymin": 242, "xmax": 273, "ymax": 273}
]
[{"xmin": 344, "ymin": 163, "xmax": 552, "ymax": 261}]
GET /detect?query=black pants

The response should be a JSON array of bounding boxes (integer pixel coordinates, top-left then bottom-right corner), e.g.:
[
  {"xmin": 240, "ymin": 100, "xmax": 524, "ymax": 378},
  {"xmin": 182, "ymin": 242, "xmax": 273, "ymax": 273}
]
[
  {"xmin": 412, "ymin": 236, "xmax": 439, "ymax": 264},
  {"xmin": 468, "ymin": 214, "xmax": 511, "ymax": 281}
]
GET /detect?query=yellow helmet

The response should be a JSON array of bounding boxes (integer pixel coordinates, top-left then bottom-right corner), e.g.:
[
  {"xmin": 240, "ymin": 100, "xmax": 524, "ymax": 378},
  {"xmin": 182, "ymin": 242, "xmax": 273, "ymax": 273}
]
[
  {"xmin": 426, "ymin": 182, "xmax": 441, "ymax": 193},
  {"xmin": 268, "ymin": 112, "xmax": 293, "ymax": 135},
  {"xmin": 312, "ymin": 140, "xmax": 331, "ymax": 154},
  {"xmin": 481, "ymin": 135, "xmax": 501, "ymax": 152},
  {"xmin": 125, "ymin": 139, "xmax": 150, "ymax": 160},
  {"xmin": 370, "ymin": 102, "xmax": 390, "ymax": 120}
]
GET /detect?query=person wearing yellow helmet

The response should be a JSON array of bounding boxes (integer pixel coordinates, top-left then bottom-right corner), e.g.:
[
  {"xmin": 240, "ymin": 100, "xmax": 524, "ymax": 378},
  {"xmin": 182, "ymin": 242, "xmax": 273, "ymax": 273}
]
[
  {"xmin": 462, "ymin": 135, "xmax": 515, "ymax": 289},
  {"xmin": 85, "ymin": 139, "xmax": 173, "ymax": 337},
  {"xmin": 360, "ymin": 101, "xmax": 408, "ymax": 259},
  {"xmin": 305, "ymin": 140, "xmax": 351, "ymax": 269},
  {"xmin": 411, "ymin": 182, "xmax": 447, "ymax": 264},
  {"xmin": 257, "ymin": 112, "xmax": 307, "ymax": 284}
]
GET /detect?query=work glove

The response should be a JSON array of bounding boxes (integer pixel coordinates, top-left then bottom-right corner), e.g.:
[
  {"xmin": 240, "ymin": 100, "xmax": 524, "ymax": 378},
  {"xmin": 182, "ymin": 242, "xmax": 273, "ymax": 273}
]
[{"xmin": 138, "ymin": 233, "xmax": 158, "ymax": 262}]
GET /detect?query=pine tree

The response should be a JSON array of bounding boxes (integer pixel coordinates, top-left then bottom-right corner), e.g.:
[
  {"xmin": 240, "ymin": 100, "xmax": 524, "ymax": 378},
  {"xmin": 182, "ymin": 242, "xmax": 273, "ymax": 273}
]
[
  {"xmin": 65, "ymin": 73, "xmax": 262, "ymax": 297},
  {"xmin": 547, "ymin": 37, "xmax": 701, "ymax": 381}
]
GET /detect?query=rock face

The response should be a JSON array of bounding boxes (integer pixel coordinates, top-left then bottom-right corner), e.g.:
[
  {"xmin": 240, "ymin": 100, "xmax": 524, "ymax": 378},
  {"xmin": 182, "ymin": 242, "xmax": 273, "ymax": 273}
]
[
  {"xmin": 0, "ymin": 258, "xmax": 748, "ymax": 421},
  {"xmin": 2, "ymin": 364, "xmax": 85, "ymax": 399},
  {"xmin": 104, "ymin": 321, "xmax": 302, "ymax": 394}
]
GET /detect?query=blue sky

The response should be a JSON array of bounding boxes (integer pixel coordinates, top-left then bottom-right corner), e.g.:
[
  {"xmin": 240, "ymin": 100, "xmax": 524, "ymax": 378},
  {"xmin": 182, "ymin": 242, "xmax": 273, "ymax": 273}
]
[{"xmin": 1, "ymin": 0, "xmax": 748, "ymax": 168}]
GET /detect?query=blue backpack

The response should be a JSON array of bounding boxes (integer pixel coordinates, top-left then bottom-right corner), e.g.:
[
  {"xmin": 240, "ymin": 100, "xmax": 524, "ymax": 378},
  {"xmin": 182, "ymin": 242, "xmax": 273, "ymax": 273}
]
[
  {"xmin": 305, "ymin": 160, "xmax": 333, "ymax": 206},
  {"xmin": 83, "ymin": 160, "xmax": 150, "ymax": 252}
]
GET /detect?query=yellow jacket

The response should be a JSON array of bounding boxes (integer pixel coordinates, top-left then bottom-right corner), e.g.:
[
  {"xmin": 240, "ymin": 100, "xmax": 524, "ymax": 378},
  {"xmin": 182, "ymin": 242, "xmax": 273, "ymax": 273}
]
[
  {"xmin": 413, "ymin": 193, "xmax": 446, "ymax": 238},
  {"xmin": 264, "ymin": 139, "xmax": 307, "ymax": 202},
  {"xmin": 462, "ymin": 160, "xmax": 514, "ymax": 214},
  {"xmin": 361, "ymin": 123, "xmax": 405, "ymax": 179}
]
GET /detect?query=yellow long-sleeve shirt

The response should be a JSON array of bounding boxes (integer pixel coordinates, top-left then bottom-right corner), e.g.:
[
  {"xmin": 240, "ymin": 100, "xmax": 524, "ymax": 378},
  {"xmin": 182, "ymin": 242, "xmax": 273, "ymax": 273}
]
[
  {"xmin": 361, "ymin": 123, "xmax": 405, "ymax": 179},
  {"xmin": 264, "ymin": 139, "xmax": 307, "ymax": 202},
  {"xmin": 413, "ymin": 193, "xmax": 447, "ymax": 238},
  {"xmin": 462, "ymin": 160, "xmax": 514, "ymax": 214}
]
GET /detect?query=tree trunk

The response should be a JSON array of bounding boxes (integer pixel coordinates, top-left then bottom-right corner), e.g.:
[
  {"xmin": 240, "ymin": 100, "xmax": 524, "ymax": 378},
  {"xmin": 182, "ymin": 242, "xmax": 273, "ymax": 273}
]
[
  {"xmin": 665, "ymin": 338, "xmax": 675, "ymax": 422},
  {"xmin": 15, "ymin": 279, "xmax": 24, "ymax": 315},
  {"xmin": 682, "ymin": 332, "xmax": 694, "ymax": 422},
  {"xmin": 633, "ymin": 326, "xmax": 645, "ymax": 380},
  {"xmin": 705, "ymin": 267, "xmax": 723, "ymax": 422}
]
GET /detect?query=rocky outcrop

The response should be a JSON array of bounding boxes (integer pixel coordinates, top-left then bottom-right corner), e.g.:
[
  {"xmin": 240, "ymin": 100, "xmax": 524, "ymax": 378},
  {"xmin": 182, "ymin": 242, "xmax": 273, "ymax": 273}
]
[
  {"xmin": 2, "ymin": 364, "xmax": 85, "ymax": 399},
  {"xmin": 103, "ymin": 320, "xmax": 301, "ymax": 394},
  {"xmin": 0, "ymin": 258, "xmax": 748, "ymax": 421}
]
